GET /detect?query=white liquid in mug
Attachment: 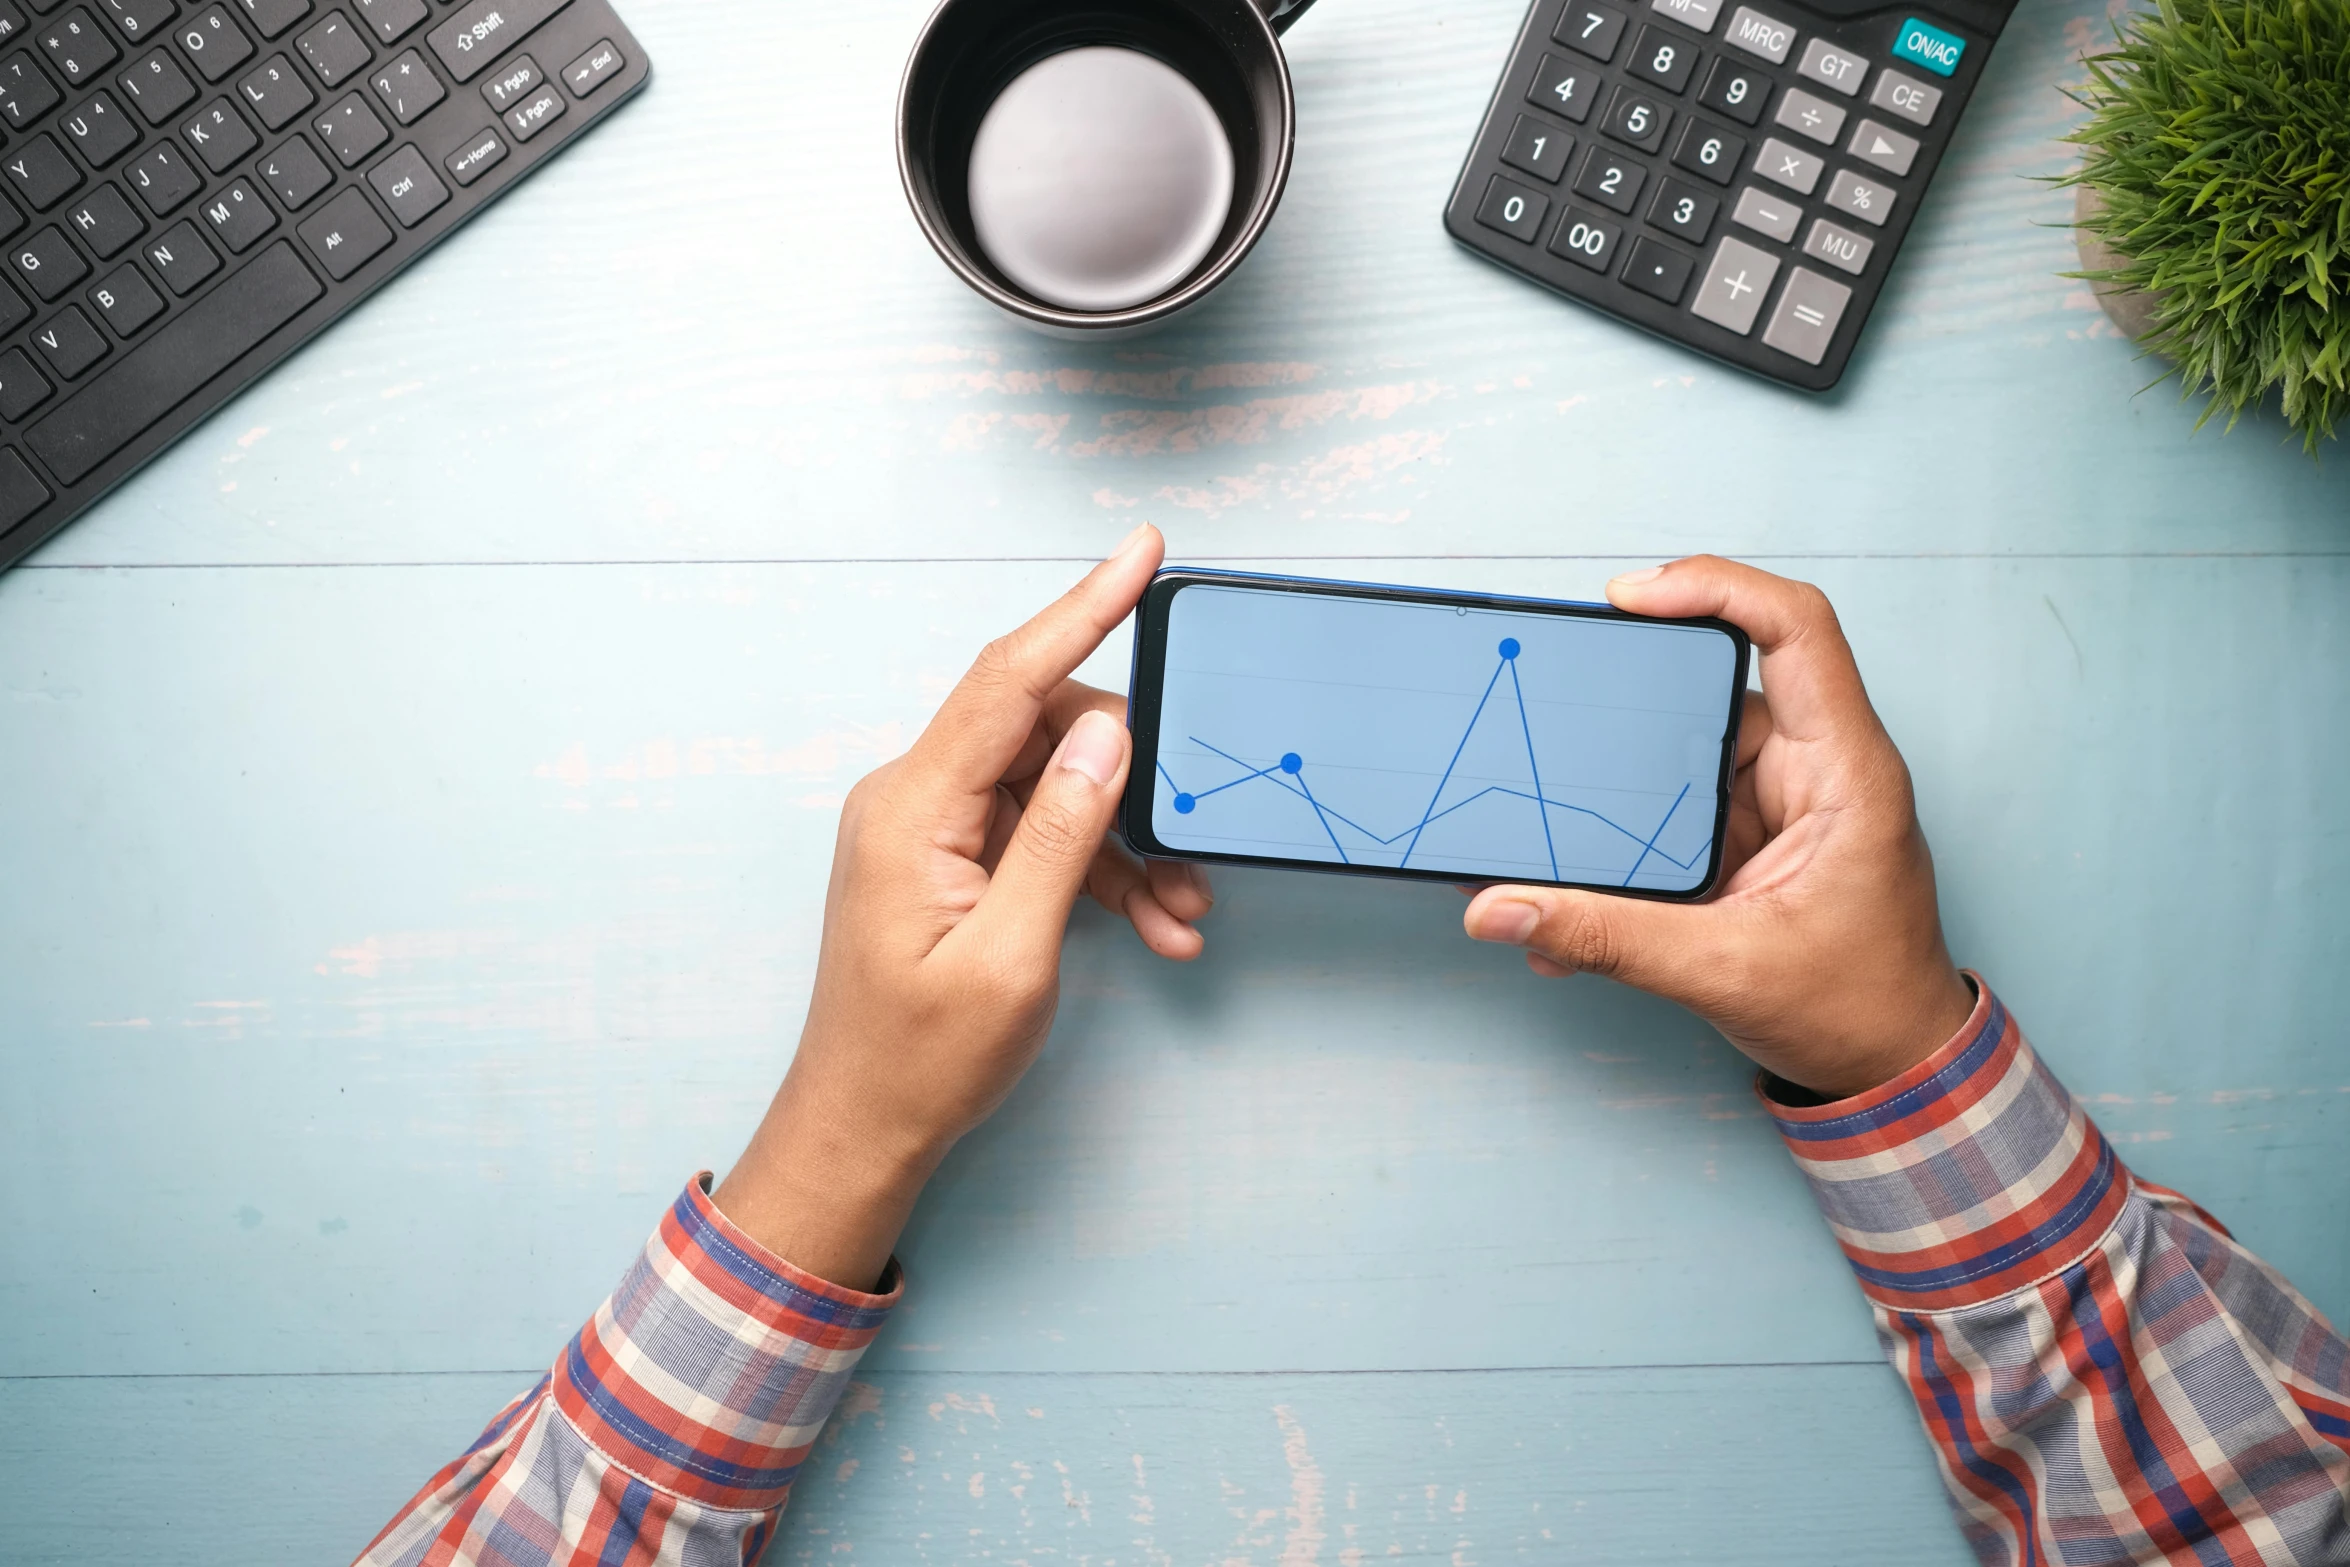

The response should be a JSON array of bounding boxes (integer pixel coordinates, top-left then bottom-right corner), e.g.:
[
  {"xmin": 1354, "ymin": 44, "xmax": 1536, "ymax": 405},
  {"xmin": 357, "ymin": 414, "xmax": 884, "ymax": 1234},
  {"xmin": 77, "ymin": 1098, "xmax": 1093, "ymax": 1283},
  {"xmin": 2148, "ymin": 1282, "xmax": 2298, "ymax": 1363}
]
[{"xmin": 967, "ymin": 46, "xmax": 1237, "ymax": 313}]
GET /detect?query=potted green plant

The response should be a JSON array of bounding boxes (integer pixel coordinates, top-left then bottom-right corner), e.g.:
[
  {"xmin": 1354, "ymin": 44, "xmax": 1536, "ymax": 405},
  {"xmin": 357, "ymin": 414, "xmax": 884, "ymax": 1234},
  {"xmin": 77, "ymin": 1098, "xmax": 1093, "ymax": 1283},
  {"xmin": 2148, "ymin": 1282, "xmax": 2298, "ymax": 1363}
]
[{"xmin": 2062, "ymin": 0, "xmax": 2347, "ymax": 452}]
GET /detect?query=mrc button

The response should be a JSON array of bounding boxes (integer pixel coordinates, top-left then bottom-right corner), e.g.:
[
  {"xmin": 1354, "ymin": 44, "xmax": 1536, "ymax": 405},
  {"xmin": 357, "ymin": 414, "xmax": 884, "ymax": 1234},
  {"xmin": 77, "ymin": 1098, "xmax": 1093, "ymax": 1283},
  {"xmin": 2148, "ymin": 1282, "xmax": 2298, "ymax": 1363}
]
[{"xmin": 1891, "ymin": 16, "xmax": 1965, "ymax": 76}]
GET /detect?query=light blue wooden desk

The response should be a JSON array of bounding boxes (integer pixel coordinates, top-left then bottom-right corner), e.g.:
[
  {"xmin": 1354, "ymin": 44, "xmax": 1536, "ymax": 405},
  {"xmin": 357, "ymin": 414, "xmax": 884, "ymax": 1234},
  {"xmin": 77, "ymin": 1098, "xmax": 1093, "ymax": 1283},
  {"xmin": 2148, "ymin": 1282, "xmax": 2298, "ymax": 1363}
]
[{"xmin": 4, "ymin": 0, "xmax": 2345, "ymax": 1561}]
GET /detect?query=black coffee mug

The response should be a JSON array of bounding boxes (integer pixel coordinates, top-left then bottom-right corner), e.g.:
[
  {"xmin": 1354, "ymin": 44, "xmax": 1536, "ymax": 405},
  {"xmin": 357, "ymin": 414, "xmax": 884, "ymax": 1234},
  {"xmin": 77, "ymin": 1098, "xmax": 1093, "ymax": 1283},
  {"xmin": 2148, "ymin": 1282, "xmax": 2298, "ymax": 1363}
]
[{"xmin": 897, "ymin": 0, "xmax": 1318, "ymax": 336}]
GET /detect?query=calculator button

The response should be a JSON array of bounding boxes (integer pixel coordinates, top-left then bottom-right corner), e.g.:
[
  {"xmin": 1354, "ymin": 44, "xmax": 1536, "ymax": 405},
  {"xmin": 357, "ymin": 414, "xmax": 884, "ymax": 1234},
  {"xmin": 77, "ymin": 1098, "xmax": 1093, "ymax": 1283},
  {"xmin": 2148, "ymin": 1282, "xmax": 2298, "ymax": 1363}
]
[
  {"xmin": 1868, "ymin": 66, "xmax": 1942, "ymax": 125},
  {"xmin": 1753, "ymin": 136, "xmax": 1822, "ymax": 194},
  {"xmin": 1645, "ymin": 176, "xmax": 1718, "ymax": 243},
  {"xmin": 1601, "ymin": 84, "xmax": 1671, "ymax": 152},
  {"xmin": 1572, "ymin": 143, "xmax": 1646, "ymax": 213},
  {"xmin": 1697, "ymin": 57, "xmax": 1768, "ymax": 124},
  {"xmin": 1475, "ymin": 174, "xmax": 1550, "ymax": 242},
  {"xmin": 1731, "ymin": 184, "xmax": 1799, "ymax": 241},
  {"xmin": 1796, "ymin": 37, "xmax": 1868, "ymax": 96},
  {"xmin": 1622, "ymin": 235, "xmax": 1695, "ymax": 302},
  {"xmin": 1772, "ymin": 85, "xmax": 1845, "ymax": 144},
  {"xmin": 1760, "ymin": 265, "xmax": 1851, "ymax": 363},
  {"xmin": 1846, "ymin": 118, "xmax": 1919, "ymax": 176},
  {"xmin": 1547, "ymin": 204, "xmax": 1623, "ymax": 272},
  {"xmin": 1527, "ymin": 53, "xmax": 1599, "ymax": 123},
  {"xmin": 1626, "ymin": 25, "xmax": 1699, "ymax": 93},
  {"xmin": 1648, "ymin": 0, "xmax": 1722, "ymax": 35},
  {"xmin": 1689, "ymin": 234, "xmax": 1777, "ymax": 333},
  {"xmin": 1890, "ymin": 16, "xmax": 1965, "ymax": 77},
  {"xmin": 1801, "ymin": 216, "xmax": 1873, "ymax": 274},
  {"xmin": 1669, "ymin": 119, "xmax": 1743, "ymax": 184},
  {"xmin": 1825, "ymin": 165, "xmax": 1894, "ymax": 225},
  {"xmin": 1554, "ymin": 1, "xmax": 1628, "ymax": 62},
  {"xmin": 1501, "ymin": 113, "xmax": 1573, "ymax": 182},
  {"xmin": 1720, "ymin": 5, "xmax": 1795, "ymax": 63}
]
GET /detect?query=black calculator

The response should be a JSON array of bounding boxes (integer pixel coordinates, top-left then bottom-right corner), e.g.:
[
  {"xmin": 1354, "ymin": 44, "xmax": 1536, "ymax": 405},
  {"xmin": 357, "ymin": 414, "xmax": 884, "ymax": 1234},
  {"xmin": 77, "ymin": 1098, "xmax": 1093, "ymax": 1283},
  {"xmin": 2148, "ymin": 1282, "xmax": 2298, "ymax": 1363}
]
[{"xmin": 1443, "ymin": 0, "xmax": 2014, "ymax": 390}]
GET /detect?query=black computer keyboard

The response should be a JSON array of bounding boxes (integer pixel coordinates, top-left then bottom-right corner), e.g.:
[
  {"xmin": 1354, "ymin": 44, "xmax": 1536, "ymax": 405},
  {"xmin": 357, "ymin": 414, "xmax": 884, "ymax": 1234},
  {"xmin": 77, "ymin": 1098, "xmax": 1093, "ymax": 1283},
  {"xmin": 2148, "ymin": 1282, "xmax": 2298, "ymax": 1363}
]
[{"xmin": 0, "ymin": 0, "xmax": 647, "ymax": 571}]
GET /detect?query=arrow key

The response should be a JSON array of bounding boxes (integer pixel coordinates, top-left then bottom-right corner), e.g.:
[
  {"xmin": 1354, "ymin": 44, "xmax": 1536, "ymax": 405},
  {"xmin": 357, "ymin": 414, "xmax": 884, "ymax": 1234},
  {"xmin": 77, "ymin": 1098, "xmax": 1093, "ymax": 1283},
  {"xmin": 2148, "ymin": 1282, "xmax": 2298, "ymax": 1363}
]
[{"xmin": 1846, "ymin": 118, "xmax": 1918, "ymax": 176}]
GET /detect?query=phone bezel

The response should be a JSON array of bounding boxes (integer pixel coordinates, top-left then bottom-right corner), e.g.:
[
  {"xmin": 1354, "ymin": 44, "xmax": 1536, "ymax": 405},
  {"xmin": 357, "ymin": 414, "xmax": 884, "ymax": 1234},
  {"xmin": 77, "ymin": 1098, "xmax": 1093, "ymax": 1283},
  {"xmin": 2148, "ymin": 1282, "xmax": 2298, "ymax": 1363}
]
[{"xmin": 1118, "ymin": 568, "xmax": 1753, "ymax": 901}]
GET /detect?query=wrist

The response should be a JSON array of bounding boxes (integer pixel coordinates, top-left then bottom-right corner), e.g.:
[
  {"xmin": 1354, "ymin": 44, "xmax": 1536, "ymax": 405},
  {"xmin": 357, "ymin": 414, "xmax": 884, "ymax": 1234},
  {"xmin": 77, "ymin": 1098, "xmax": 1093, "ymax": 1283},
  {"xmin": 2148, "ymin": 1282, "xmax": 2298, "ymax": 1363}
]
[{"xmin": 1789, "ymin": 964, "xmax": 1978, "ymax": 1102}]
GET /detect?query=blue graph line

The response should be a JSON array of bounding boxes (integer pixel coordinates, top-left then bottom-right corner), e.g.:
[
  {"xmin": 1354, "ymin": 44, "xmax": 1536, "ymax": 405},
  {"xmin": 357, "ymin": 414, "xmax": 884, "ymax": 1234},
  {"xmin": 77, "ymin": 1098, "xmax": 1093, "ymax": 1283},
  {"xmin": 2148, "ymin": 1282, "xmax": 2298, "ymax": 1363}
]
[{"xmin": 1161, "ymin": 643, "xmax": 1709, "ymax": 882}]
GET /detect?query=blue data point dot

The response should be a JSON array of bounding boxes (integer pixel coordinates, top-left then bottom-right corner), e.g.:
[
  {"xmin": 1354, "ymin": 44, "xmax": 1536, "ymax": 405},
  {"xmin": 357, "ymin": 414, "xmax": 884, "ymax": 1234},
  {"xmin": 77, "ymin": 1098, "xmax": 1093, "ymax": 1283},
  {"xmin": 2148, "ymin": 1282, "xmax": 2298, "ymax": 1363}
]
[
  {"xmin": 1499, "ymin": 638, "xmax": 1521, "ymax": 659},
  {"xmin": 1173, "ymin": 793, "xmax": 1196, "ymax": 814},
  {"xmin": 1280, "ymin": 753, "xmax": 1303, "ymax": 774}
]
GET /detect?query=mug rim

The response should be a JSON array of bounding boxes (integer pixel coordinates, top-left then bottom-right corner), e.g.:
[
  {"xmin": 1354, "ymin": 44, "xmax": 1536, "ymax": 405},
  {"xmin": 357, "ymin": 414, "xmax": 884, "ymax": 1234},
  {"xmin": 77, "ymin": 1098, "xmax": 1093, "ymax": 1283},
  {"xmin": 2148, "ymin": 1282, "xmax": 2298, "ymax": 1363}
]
[{"xmin": 895, "ymin": 0, "xmax": 1297, "ymax": 333}]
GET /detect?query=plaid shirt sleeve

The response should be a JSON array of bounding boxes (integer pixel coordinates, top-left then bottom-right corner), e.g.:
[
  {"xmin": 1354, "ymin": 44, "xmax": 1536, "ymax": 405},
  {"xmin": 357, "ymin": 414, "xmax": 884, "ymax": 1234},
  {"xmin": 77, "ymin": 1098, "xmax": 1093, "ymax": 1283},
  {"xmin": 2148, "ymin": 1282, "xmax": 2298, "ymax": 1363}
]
[
  {"xmin": 1765, "ymin": 978, "xmax": 2350, "ymax": 1565},
  {"xmin": 354, "ymin": 1174, "xmax": 900, "ymax": 1567}
]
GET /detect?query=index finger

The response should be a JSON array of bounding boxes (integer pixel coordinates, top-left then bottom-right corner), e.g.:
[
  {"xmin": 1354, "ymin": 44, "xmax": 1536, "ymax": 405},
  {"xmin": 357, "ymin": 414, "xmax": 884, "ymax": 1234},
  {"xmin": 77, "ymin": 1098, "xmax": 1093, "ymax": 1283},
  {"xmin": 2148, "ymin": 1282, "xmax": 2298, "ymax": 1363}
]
[{"xmin": 902, "ymin": 525, "xmax": 1164, "ymax": 799}]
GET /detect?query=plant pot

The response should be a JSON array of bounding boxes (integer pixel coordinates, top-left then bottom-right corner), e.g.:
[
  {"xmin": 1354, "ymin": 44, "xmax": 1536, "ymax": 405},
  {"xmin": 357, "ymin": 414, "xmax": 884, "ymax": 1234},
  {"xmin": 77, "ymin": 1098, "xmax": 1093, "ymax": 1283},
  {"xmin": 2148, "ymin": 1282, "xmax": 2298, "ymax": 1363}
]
[{"xmin": 2073, "ymin": 182, "xmax": 2168, "ymax": 347}]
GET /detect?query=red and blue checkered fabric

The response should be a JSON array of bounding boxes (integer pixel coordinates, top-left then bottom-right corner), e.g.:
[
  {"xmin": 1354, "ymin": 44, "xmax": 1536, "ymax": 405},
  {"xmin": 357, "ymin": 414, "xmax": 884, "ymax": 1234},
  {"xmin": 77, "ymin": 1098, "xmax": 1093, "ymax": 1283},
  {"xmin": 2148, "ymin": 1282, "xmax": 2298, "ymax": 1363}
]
[{"xmin": 1767, "ymin": 981, "xmax": 2350, "ymax": 1564}]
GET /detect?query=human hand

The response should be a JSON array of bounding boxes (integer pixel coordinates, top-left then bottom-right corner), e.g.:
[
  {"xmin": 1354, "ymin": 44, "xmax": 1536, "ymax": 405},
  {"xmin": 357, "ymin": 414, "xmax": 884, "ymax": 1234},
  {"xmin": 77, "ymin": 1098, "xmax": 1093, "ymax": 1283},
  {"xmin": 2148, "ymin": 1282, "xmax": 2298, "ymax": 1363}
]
[
  {"xmin": 1463, "ymin": 557, "xmax": 1973, "ymax": 1100},
  {"xmin": 715, "ymin": 525, "xmax": 1213, "ymax": 1287}
]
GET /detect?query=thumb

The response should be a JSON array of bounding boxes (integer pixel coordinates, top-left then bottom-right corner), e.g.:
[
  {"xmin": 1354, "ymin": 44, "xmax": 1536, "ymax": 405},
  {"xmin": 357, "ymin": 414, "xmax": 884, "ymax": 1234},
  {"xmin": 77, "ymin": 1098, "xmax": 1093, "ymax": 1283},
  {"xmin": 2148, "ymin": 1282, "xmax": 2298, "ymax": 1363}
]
[
  {"xmin": 1464, "ymin": 884, "xmax": 1717, "ymax": 1001},
  {"xmin": 969, "ymin": 709, "xmax": 1131, "ymax": 962}
]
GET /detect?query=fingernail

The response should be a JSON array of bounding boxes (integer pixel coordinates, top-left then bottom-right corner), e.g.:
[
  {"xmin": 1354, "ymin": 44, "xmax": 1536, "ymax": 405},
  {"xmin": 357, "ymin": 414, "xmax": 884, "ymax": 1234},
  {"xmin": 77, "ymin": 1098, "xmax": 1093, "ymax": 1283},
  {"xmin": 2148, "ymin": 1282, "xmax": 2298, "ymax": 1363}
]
[
  {"xmin": 1608, "ymin": 564, "xmax": 1665, "ymax": 588},
  {"xmin": 1058, "ymin": 709, "xmax": 1126, "ymax": 788},
  {"xmin": 1470, "ymin": 900, "xmax": 1541, "ymax": 945},
  {"xmin": 1184, "ymin": 862, "xmax": 1214, "ymax": 901},
  {"xmin": 1111, "ymin": 523, "xmax": 1152, "ymax": 560}
]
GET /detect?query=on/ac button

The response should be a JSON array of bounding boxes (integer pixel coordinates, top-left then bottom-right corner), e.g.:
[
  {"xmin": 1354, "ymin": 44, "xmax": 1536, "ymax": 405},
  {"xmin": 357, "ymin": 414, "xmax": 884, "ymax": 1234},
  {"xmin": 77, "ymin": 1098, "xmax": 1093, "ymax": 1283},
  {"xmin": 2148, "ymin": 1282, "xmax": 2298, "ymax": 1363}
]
[{"xmin": 1890, "ymin": 16, "xmax": 1965, "ymax": 76}]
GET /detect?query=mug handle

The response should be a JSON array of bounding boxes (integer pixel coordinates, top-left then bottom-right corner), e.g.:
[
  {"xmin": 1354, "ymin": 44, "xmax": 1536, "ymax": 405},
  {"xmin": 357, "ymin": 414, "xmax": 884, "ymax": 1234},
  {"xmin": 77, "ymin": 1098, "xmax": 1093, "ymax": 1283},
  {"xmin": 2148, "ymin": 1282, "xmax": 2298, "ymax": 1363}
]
[{"xmin": 1257, "ymin": 0, "xmax": 1318, "ymax": 33}]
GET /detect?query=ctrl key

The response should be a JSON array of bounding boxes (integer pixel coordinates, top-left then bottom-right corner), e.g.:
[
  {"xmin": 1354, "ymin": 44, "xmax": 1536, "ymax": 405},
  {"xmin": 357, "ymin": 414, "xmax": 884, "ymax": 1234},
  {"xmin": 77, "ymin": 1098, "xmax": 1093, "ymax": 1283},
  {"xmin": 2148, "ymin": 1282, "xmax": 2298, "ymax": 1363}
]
[{"xmin": 297, "ymin": 186, "xmax": 394, "ymax": 279}]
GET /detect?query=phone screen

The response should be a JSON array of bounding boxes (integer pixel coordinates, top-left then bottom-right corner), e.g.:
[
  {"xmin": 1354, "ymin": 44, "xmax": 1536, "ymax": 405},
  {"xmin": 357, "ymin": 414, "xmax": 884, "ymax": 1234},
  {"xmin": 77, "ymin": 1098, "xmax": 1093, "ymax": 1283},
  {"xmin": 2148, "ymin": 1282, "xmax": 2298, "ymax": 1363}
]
[{"xmin": 1121, "ymin": 573, "xmax": 1748, "ymax": 896}]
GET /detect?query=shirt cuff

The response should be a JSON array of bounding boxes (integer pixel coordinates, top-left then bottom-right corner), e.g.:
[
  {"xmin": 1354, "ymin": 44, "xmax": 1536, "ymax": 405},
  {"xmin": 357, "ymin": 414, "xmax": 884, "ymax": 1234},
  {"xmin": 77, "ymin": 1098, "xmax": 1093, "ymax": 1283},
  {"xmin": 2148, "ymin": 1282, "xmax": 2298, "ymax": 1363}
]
[
  {"xmin": 1759, "ymin": 977, "xmax": 2130, "ymax": 1314},
  {"xmin": 548, "ymin": 1174, "xmax": 903, "ymax": 1512}
]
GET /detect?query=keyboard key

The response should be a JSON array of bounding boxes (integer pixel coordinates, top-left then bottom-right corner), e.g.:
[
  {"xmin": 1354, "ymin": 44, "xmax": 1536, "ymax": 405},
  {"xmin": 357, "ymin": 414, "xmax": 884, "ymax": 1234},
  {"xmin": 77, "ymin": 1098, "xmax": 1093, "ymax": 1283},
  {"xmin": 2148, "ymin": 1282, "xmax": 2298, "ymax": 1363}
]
[
  {"xmin": 1688, "ymin": 233, "xmax": 1777, "ymax": 333},
  {"xmin": 1801, "ymin": 215, "xmax": 1873, "ymax": 274},
  {"xmin": 1553, "ymin": 0, "xmax": 1626, "ymax": 61},
  {"xmin": 1621, "ymin": 234, "xmax": 1693, "ymax": 302},
  {"xmin": 1547, "ymin": 203, "xmax": 1622, "ymax": 271},
  {"xmin": 1571, "ymin": 143, "xmax": 1644, "ymax": 214},
  {"xmin": 500, "ymin": 81, "xmax": 562, "ymax": 142},
  {"xmin": 235, "ymin": 0, "xmax": 311, "ymax": 40},
  {"xmin": 0, "ymin": 448, "xmax": 49, "ymax": 531},
  {"xmin": 428, "ymin": 0, "xmax": 571, "ymax": 83},
  {"xmin": 1796, "ymin": 37, "xmax": 1867, "ymax": 96},
  {"xmin": 5, "ymin": 133, "xmax": 81, "ymax": 208},
  {"xmin": 562, "ymin": 37, "xmax": 619, "ymax": 95},
  {"xmin": 64, "ymin": 181, "xmax": 139, "ymax": 255},
  {"xmin": 0, "ymin": 192, "xmax": 22, "ymax": 245},
  {"xmin": 176, "ymin": 6, "xmax": 254, "ymax": 82},
  {"xmin": 478, "ymin": 51, "xmax": 537, "ymax": 111},
  {"xmin": 1719, "ymin": 5, "xmax": 1794, "ymax": 63},
  {"xmin": 118, "ymin": 47, "xmax": 194, "ymax": 122},
  {"xmin": 1753, "ymin": 135, "xmax": 1821, "ymax": 194},
  {"xmin": 1730, "ymin": 183, "xmax": 1798, "ymax": 241},
  {"xmin": 1500, "ymin": 113, "xmax": 1572, "ymax": 183},
  {"xmin": 1474, "ymin": 172, "xmax": 1548, "ymax": 242},
  {"xmin": 33, "ymin": 303, "xmax": 108, "ymax": 376},
  {"xmin": 1760, "ymin": 264, "xmax": 1851, "ymax": 362},
  {"xmin": 1772, "ymin": 84, "xmax": 1844, "ymax": 144},
  {"xmin": 259, "ymin": 131, "xmax": 330, "ymax": 206},
  {"xmin": 1626, "ymin": 25, "xmax": 1698, "ymax": 93},
  {"xmin": 97, "ymin": 0, "xmax": 174, "ymax": 43},
  {"xmin": 1647, "ymin": 0, "xmax": 1721, "ymax": 34},
  {"xmin": 1525, "ymin": 53, "xmax": 1597, "ymax": 124},
  {"xmin": 61, "ymin": 88, "xmax": 136, "ymax": 164},
  {"xmin": 200, "ymin": 177, "xmax": 275, "ymax": 250},
  {"xmin": 312, "ymin": 89, "xmax": 385, "ymax": 163},
  {"xmin": 295, "ymin": 11, "xmax": 369, "ymax": 87},
  {"xmin": 1890, "ymin": 16, "xmax": 1964, "ymax": 77},
  {"xmin": 1825, "ymin": 165, "xmax": 1894, "ymax": 225},
  {"xmin": 0, "ymin": 4, "xmax": 20, "ymax": 46},
  {"xmin": 442, "ymin": 125, "xmax": 503, "ymax": 185},
  {"xmin": 1645, "ymin": 176, "xmax": 1717, "ymax": 243},
  {"xmin": 365, "ymin": 142, "xmax": 443, "ymax": 225},
  {"xmin": 1846, "ymin": 117, "xmax": 1918, "ymax": 176},
  {"xmin": 0, "ymin": 346, "xmax": 51, "ymax": 420},
  {"xmin": 1696, "ymin": 57, "xmax": 1767, "ymax": 125},
  {"xmin": 87, "ymin": 258, "xmax": 160, "ymax": 333},
  {"xmin": 1600, "ymin": 84, "xmax": 1668, "ymax": 152},
  {"xmin": 0, "ymin": 50, "xmax": 62, "ymax": 126},
  {"xmin": 40, "ymin": 8, "xmax": 118, "ymax": 86},
  {"xmin": 1669, "ymin": 118, "xmax": 1742, "ymax": 184},
  {"xmin": 351, "ymin": 0, "xmax": 424, "ymax": 45},
  {"xmin": 26, "ymin": 240, "xmax": 323, "ymax": 484},
  {"xmin": 184, "ymin": 100, "xmax": 259, "ymax": 172},
  {"xmin": 143, "ymin": 217, "xmax": 217, "ymax": 291},
  {"xmin": 126, "ymin": 141, "xmax": 199, "ymax": 214},
  {"xmin": 295, "ymin": 183, "xmax": 388, "ymax": 275},
  {"xmin": 367, "ymin": 46, "xmax": 439, "ymax": 122},
  {"xmin": 0, "ymin": 273, "xmax": 26, "ymax": 330},
  {"xmin": 238, "ymin": 53, "xmax": 314, "ymax": 129},
  {"xmin": 1868, "ymin": 66, "xmax": 1942, "ymax": 126}
]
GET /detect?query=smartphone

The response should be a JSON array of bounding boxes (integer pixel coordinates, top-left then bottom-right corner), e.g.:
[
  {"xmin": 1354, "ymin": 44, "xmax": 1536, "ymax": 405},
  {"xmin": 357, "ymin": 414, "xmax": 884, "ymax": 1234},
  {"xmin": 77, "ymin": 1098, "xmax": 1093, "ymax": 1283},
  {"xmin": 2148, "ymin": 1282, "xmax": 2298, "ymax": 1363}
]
[{"xmin": 1120, "ymin": 569, "xmax": 1751, "ymax": 898}]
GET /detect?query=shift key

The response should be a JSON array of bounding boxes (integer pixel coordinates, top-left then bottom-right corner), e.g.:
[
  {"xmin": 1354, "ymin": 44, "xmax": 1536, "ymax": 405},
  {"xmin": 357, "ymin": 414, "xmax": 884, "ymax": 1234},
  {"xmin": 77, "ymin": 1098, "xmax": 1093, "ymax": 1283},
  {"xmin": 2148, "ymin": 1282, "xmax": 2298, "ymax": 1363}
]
[{"xmin": 429, "ymin": 0, "xmax": 572, "ymax": 83}]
